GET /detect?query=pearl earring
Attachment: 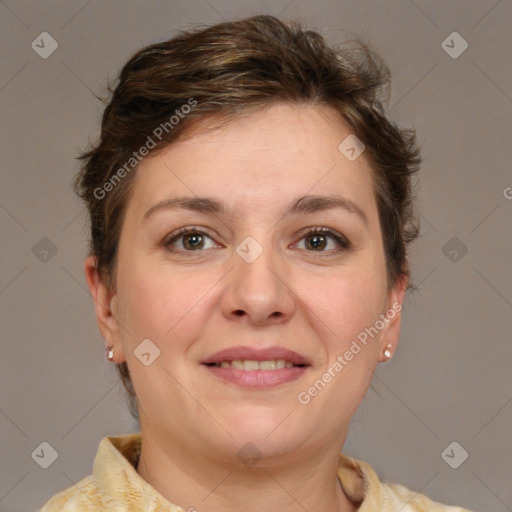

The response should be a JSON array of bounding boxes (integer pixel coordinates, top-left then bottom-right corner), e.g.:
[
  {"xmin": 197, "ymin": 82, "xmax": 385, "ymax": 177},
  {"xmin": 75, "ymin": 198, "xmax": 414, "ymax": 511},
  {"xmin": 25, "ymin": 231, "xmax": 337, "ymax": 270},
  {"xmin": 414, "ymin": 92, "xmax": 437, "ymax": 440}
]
[
  {"xmin": 383, "ymin": 344, "xmax": 392, "ymax": 360},
  {"xmin": 106, "ymin": 346, "xmax": 115, "ymax": 362}
]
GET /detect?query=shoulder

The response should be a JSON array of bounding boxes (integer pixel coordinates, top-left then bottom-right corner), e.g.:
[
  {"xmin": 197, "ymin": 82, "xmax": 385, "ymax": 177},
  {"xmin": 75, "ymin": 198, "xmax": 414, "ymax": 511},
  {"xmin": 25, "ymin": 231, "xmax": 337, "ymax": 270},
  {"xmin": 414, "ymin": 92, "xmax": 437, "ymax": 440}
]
[
  {"xmin": 39, "ymin": 432, "xmax": 142, "ymax": 511},
  {"xmin": 40, "ymin": 475, "xmax": 105, "ymax": 511},
  {"xmin": 337, "ymin": 453, "xmax": 474, "ymax": 512}
]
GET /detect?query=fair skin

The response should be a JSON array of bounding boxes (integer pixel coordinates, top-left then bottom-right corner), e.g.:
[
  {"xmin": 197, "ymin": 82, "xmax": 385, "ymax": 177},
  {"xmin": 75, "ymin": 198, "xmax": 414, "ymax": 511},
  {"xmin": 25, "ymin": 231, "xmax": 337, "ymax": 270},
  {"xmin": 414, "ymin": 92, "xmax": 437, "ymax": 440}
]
[{"xmin": 85, "ymin": 102, "xmax": 407, "ymax": 512}]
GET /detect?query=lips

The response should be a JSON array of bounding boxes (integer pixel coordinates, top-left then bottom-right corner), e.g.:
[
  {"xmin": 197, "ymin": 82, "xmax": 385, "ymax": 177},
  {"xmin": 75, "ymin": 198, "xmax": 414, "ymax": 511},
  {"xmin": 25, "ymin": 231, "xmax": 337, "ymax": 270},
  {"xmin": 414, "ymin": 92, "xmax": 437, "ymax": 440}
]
[
  {"xmin": 201, "ymin": 346, "xmax": 310, "ymax": 388},
  {"xmin": 201, "ymin": 346, "xmax": 310, "ymax": 367}
]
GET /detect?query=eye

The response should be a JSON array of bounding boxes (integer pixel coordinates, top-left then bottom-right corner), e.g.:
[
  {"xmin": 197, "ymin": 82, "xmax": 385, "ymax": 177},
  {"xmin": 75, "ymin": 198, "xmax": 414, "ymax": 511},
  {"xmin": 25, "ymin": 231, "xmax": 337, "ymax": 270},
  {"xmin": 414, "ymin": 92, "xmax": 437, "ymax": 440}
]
[
  {"xmin": 296, "ymin": 226, "xmax": 351, "ymax": 254},
  {"xmin": 164, "ymin": 225, "xmax": 351, "ymax": 255},
  {"xmin": 164, "ymin": 227, "xmax": 219, "ymax": 252}
]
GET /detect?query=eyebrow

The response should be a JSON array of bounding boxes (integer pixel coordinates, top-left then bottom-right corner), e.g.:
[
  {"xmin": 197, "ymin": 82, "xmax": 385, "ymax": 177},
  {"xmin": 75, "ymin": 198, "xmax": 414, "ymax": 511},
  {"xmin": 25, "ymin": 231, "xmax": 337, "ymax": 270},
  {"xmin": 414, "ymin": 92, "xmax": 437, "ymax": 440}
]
[{"xmin": 143, "ymin": 194, "xmax": 369, "ymax": 227}]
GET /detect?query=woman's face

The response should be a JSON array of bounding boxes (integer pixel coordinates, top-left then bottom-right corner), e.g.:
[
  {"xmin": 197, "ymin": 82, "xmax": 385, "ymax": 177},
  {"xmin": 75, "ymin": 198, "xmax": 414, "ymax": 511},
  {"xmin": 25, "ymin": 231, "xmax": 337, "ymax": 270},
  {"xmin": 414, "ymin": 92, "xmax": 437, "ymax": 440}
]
[{"xmin": 88, "ymin": 102, "xmax": 406, "ymax": 464}]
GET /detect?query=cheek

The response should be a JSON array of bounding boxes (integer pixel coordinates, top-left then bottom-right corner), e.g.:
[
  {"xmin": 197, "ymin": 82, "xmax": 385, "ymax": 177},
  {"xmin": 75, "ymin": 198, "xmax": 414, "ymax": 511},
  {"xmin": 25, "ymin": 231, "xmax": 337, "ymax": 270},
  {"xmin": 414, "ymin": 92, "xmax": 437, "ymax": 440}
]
[
  {"xmin": 305, "ymin": 273, "xmax": 385, "ymax": 405},
  {"xmin": 116, "ymin": 256, "xmax": 213, "ymax": 349},
  {"xmin": 305, "ymin": 267, "xmax": 386, "ymax": 357},
  {"xmin": 293, "ymin": 271, "xmax": 386, "ymax": 423}
]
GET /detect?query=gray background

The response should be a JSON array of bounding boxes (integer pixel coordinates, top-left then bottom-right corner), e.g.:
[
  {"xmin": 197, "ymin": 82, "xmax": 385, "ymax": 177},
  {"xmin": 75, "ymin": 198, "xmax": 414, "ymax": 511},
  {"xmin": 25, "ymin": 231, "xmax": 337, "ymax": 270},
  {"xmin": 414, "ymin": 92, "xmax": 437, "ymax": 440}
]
[{"xmin": 1, "ymin": 1, "xmax": 511, "ymax": 511}]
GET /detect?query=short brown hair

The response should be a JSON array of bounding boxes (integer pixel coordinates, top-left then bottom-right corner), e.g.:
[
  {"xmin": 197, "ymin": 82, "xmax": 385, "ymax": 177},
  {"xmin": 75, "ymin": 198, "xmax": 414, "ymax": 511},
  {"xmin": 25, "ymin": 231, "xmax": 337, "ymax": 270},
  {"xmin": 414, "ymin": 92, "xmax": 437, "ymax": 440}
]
[{"xmin": 75, "ymin": 14, "xmax": 421, "ymax": 420}]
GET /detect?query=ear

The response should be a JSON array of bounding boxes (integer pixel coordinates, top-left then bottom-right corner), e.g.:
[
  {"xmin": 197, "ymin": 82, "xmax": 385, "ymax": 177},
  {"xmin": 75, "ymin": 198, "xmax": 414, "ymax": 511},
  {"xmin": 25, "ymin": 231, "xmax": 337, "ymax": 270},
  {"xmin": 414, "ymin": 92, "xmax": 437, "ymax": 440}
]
[
  {"xmin": 379, "ymin": 273, "xmax": 408, "ymax": 362},
  {"xmin": 84, "ymin": 255, "xmax": 125, "ymax": 363}
]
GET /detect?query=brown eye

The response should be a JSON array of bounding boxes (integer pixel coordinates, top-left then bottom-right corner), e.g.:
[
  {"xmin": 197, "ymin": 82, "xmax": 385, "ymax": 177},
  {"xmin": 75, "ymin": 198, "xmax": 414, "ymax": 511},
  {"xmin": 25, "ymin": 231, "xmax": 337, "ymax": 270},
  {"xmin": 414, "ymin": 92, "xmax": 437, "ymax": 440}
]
[
  {"xmin": 165, "ymin": 227, "xmax": 217, "ymax": 252},
  {"xmin": 181, "ymin": 233, "xmax": 205, "ymax": 250},
  {"xmin": 305, "ymin": 233, "xmax": 328, "ymax": 251},
  {"xmin": 299, "ymin": 227, "xmax": 351, "ymax": 254}
]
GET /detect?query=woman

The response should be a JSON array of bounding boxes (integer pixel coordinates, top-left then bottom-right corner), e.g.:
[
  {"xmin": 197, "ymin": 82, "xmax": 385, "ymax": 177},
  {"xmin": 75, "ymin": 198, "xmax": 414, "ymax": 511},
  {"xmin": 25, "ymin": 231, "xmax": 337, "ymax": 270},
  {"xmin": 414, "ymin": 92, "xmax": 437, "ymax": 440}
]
[{"xmin": 41, "ymin": 14, "xmax": 473, "ymax": 512}]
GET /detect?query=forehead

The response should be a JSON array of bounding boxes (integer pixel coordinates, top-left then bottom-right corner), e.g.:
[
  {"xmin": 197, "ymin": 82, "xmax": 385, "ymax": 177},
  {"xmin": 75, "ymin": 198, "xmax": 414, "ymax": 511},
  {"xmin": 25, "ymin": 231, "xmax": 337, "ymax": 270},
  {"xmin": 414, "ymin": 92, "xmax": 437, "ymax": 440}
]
[{"xmin": 128, "ymin": 102, "xmax": 378, "ymax": 223}]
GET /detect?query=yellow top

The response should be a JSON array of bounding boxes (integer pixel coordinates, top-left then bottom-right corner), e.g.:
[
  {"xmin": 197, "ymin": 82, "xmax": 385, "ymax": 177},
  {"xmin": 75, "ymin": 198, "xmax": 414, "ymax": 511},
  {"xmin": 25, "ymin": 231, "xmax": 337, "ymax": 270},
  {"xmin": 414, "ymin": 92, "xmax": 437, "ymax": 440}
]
[{"xmin": 40, "ymin": 433, "xmax": 473, "ymax": 511}]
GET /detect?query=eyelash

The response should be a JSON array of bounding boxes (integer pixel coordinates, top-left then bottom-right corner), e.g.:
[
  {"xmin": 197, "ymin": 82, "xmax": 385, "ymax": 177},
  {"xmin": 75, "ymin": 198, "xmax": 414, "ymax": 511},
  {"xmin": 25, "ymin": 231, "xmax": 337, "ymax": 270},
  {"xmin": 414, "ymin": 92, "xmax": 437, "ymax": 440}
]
[{"xmin": 164, "ymin": 226, "xmax": 351, "ymax": 256}]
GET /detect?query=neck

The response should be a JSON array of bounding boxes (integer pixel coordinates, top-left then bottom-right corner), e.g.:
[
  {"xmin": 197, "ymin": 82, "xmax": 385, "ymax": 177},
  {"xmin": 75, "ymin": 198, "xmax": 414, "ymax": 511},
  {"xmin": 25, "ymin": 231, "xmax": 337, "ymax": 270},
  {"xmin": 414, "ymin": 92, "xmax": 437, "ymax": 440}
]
[{"xmin": 135, "ymin": 428, "xmax": 358, "ymax": 512}]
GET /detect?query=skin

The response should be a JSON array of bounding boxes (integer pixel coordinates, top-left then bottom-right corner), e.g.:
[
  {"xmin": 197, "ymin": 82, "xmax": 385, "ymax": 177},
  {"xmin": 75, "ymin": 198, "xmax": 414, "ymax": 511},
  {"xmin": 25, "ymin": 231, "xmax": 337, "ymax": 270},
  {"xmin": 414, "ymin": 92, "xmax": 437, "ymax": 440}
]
[{"xmin": 85, "ymin": 102, "xmax": 407, "ymax": 512}]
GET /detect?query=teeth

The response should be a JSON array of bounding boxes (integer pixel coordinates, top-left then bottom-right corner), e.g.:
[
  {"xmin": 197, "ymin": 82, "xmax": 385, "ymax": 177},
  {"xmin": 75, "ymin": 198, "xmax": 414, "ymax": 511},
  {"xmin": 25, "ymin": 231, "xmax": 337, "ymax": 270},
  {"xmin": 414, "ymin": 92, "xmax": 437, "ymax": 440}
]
[
  {"xmin": 215, "ymin": 359, "xmax": 299, "ymax": 370},
  {"xmin": 259, "ymin": 360, "xmax": 275, "ymax": 370},
  {"xmin": 243, "ymin": 360, "xmax": 259, "ymax": 371}
]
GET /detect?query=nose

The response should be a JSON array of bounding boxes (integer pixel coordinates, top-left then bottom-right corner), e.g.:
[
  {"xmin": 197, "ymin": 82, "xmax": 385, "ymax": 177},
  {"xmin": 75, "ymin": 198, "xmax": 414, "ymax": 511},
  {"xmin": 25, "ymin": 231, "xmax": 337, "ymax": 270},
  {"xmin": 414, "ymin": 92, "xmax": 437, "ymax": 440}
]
[{"xmin": 221, "ymin": 236, "xmax": 295, "ymax": 326}]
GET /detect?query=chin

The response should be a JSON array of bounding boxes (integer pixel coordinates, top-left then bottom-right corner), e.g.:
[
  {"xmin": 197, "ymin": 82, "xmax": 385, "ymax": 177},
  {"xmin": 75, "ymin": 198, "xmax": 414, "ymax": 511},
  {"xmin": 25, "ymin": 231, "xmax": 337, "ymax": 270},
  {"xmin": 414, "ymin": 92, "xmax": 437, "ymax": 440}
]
[
  {"xmin": 217, "ymin": 432, "xmax": 305, "ymax": 468},
  {"xmin": 224, "ymin": 414, "xmax": 307, "ymax": 451}
]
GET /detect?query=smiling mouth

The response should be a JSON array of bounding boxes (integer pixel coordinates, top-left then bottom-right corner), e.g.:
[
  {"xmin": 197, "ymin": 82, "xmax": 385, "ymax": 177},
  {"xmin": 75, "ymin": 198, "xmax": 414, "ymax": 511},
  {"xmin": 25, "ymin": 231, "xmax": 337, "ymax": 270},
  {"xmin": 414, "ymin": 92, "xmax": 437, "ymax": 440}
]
[{"xmin": 204, "ymin": 359, "xmax": 307, "ymax": 371}]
